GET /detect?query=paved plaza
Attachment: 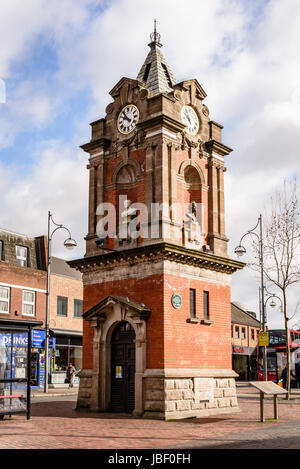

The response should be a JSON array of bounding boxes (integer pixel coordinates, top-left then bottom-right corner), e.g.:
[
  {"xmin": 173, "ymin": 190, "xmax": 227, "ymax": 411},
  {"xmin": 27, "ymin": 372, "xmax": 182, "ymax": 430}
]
[{"xmin": 0, "ymin": 384, "xmax": 300, "ymax": 450}]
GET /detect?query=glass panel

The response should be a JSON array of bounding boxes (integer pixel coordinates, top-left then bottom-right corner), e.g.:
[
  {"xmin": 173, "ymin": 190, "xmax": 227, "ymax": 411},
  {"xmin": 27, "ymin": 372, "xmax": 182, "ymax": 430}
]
[
  {"xmin": 23, "ymin": 291, "xmax": 34, "ymax": 303},
  {"xmin": 269, "ymin": 330, "xmax": 286, "ymax": 346},
  {"xmin": 0, "ymin": 331, "xmax": 28, "ymax": 415},
  {"xmin": 0, "ymin": 287, "xmax": 9, "ymax": 299},
  {"xmin": 23, "ymin": 303, "xmax": 34, "ymax": 316},
  {"xmin": 0, "ymin": 300, "xmax": 8, "ymax": 313}
]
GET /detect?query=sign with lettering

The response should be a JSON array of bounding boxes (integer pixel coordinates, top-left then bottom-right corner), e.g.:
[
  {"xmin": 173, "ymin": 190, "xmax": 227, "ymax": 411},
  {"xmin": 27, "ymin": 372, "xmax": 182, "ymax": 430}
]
[{"xmin": 259, "ymin": 332, "xmax": 269, "ymax": 347}]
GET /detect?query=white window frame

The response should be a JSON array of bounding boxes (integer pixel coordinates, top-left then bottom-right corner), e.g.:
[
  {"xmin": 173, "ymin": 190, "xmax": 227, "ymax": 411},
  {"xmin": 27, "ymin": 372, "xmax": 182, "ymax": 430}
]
[
  {"xmin": 0, "ymin": 286, "xmax": 10, "ymax": 314},
  {"xmin": 22, "ymin": 290, "xmax": 35, "ymax": 317},
  {"xmin": 16, "ymin": 245, "xmax": 28, "ymax": 267}
]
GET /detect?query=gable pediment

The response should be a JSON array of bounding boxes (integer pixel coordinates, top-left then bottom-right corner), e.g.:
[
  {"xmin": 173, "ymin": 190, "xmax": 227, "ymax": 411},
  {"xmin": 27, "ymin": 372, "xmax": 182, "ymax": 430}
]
[{"xmin": 84, "ymin": 295, "xmax": 151, "ymax": 321}]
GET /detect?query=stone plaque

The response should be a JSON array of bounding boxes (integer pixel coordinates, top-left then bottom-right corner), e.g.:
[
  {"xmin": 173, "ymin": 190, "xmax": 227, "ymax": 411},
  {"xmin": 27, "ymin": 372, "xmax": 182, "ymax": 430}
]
[
  {"xmin": 194, "ymin": 378, "xmax": 214, "ymax": 403},
  {"xmin": 171, "ymin": 293, "xmax": 182, "ymax": 310}
]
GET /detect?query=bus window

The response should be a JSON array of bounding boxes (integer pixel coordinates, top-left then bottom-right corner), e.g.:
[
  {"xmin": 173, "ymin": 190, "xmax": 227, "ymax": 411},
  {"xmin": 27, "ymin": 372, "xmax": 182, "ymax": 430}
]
[{"xmin": 269, "ymin": 330, "xmax": 286, "ymax": 346}]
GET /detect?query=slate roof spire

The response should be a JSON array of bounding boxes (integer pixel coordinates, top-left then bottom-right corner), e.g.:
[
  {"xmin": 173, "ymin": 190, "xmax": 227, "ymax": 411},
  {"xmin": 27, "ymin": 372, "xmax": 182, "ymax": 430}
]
[{"xmin": 137, "ymin": 21, "xmax": 176, "ymax": 96}]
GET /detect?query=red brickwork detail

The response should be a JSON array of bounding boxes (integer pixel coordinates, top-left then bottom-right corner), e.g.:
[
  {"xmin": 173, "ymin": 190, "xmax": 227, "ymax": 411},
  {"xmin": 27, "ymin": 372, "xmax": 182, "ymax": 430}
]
[{"xmin": 82, "ymin": 271, "xmax": 232, "ymax": 371}]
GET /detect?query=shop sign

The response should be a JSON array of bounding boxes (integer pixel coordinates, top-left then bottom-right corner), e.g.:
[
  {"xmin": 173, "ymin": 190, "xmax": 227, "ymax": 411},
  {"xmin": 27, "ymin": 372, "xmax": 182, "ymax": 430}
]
[
  {"xmin": 233, "ymin": 346, "xmax": 245, "ymax": 353},
  {"xmin": 0, "ymin": 331, "xmax": 55, "ymax": 348},
  {"xmin": 171, "ymin": 293, "xmax": 182, "ymax": 309}
]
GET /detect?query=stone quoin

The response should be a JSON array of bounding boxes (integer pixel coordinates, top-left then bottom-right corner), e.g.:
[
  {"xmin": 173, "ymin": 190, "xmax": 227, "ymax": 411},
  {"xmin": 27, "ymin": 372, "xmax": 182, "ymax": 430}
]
[{"xmin": 68, "ymin": 24, "xmax": 244, "ymax": 419}]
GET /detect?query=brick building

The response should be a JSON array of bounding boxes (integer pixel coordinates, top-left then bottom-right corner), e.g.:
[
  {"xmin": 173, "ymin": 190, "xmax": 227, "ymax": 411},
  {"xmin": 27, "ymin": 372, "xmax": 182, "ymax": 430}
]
[
  {"xmin": 69, "ymin": 27, "xmax": 244, "ymax": 418},
  {"xmin": 0, "ymin": 228, "xmax": 83, "ymax": 387},
  {"xmin": 231, "ymin": 302, "xmax": 261, "ymax": 381}
]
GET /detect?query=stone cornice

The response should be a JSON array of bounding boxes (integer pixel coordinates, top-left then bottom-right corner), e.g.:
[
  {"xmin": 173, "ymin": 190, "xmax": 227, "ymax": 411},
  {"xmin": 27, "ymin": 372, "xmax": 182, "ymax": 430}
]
[
  {"xmin": 68, "ymin": 242, "xmax": 245, "ymax": 275},
  {"xmin": 80, "ymin": 137, "xmax": 111, "ymax": 153},
  {"xmin": 205, "ymin": 139, "xmax": 233, "ymax": 157}
]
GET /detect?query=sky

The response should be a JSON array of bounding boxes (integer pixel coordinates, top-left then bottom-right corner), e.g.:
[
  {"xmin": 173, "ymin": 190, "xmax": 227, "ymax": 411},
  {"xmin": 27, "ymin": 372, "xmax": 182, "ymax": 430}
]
[{"xmin": 0, "ymin": 0, "xmax": 299, "ymax": 329}]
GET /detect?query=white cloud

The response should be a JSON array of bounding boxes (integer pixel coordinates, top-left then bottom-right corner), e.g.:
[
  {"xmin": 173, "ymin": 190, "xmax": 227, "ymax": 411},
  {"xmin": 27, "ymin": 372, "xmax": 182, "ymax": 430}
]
[
  {"xmin": 0, "ymin": 140, "xmax": 88, "ymax": 259},
  {"xmin": 0, "ymin": 0, "xmax": 299, "ymax": 328}
]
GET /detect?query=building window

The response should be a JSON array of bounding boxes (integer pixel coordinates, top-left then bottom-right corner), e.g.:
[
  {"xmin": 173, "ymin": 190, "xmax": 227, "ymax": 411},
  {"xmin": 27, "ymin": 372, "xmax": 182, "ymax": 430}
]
[
  {"xmin": 22, "ymin": 290, "xmax": 35, "ymax": 316},
  {"xmin": 235, "ymin": 326, "xmax": 240, "ymax": 339},
  {"xmin": 189, "ymin": 289, "xmax": 196, "ymax": 318},
  {"xmin": 241, "ymin": 327, "xmax": 246, "ymax": 340},
  {"xmin": 57, "ymin": 296, "xmax": 68, "ymax": 317},
  {"xmin": 203, "ymin": 291, "xmax": 209, "ymax": 320},
  {"xmin": 0, "ymin": 286, "xmax": 9, "ymax": 314},
  {"xmin": 16, "ymin": 245, "xmax": 28, "ymax": 267},
  {"xmin": 0, "ymin": 241, "xmax": 4, "ymax": 260},
  {"xmin": 74, "ymin": 299, "xmax": 83, "ymax": 318},
  {"xmin": 231, "ymin": 325, "xmax": 233, "ymax": 338},
  {"xmin": 251, "ymin": 329, "xmax": 255, "ymax": 340}
]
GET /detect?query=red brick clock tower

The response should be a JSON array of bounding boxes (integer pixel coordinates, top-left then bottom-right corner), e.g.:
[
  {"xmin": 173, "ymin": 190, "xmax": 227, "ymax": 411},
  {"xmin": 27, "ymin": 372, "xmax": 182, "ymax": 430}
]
[{"xmin": 69, "ymin": 26, "xmax": 244, "ymax": 419}]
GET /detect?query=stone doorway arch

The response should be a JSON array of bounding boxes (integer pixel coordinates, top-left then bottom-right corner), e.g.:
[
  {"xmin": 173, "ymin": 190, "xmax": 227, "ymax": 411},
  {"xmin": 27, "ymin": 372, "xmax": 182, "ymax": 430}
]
[{"xmin": 83, "ymin": 295, "xmax": 150, "ymax": 416}]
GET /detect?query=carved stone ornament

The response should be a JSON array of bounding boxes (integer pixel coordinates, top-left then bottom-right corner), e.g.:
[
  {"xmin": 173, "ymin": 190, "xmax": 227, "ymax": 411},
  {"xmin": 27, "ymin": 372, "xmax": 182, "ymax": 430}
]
[
  {"xmin": 173, "ymin": 90, "xmax": 182, "ymax": 101},
  {"xmin": 106, "ymin": 103, "xmax": 114, "ymax": 115},
  {"xmin": 139, "ymin": 88, "xmax": 149, "ymax": 100},
  {"xmin": 202, "ymin": 105, "xmax": 210, "ymax": 117},
  {"xmin": 180, "ymin": 131, "xmax": 199, "ymax": 150}
]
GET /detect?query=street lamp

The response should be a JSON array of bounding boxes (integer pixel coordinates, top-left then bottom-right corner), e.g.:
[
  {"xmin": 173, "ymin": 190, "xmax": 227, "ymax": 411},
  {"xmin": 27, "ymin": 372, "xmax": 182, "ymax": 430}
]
[
  {"xmin": 44, "ymin": 210, "xmax": 77, "ymax": 393},
  {"xmin": 234, "ymin": 214, "xmax": 268, "ymax": 380}
]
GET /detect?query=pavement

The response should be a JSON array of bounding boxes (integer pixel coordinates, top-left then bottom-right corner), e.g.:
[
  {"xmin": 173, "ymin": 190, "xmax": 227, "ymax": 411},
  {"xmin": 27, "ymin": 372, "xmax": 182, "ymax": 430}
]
[{"xmin": 0, "ymin": 382, "xmax": 300, "ymax": 452}]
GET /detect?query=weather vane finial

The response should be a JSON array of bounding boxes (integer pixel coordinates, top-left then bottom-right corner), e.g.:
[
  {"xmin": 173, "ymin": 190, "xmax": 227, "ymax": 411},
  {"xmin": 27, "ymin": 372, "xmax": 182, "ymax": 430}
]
[{"xmin": 149, "ymin": 19, "xmax": 162, "ymax": 49}]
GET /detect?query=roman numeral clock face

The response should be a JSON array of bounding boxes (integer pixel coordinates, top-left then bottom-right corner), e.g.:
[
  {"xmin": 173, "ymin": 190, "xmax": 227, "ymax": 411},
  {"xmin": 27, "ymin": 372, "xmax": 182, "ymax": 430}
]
[
  {"xmin": 117, "ymin": 104, "xmax": 139, "ymax": 134},
  {"xmin": 181, "ymin": 105, "xmax": 199, "ymax": 136}
]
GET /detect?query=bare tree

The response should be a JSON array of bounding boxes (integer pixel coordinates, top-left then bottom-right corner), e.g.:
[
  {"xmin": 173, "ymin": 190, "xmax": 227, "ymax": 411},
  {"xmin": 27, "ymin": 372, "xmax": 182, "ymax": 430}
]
[{"xmin": 258, "ymin": 180, "xmax": 300, "ymax": 398}]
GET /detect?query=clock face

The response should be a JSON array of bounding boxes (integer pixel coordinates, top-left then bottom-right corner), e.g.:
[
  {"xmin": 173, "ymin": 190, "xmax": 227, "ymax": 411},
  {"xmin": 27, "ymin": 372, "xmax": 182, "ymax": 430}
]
[
  {"xmin": 181, "ymin": 105, "xmax": 199, "ymax": 136},
  {"xmin": 117, "ymin": 104, "xmax": 139, "ymax": 134}
]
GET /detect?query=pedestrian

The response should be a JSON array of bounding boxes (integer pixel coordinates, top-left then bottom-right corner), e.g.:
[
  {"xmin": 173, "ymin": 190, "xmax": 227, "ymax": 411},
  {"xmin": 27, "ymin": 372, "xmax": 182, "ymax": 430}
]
[
  {"xmin": 279, "ymin": 366, "xmax": 287, "ymax": 389},
  {"xmin": 292, "ymin": 362, "xmax": 300, "ymax": 388},
  {"xmin": 66, "ymin": 363, "xmax": 76, "ymax": 388}
]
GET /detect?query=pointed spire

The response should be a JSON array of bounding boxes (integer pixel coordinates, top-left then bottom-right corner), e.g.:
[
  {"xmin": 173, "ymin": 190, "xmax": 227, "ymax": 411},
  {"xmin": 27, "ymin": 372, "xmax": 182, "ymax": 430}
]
[{"xmin": 137, "ymin": 21, "xmax": 176, "ymax": 96}]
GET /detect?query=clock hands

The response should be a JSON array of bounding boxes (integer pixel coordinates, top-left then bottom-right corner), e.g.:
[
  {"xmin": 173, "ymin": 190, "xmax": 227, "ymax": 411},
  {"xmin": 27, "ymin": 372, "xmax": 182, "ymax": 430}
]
[{"xmin": 121, "ymin": 112, "xmax": 132, "ymax": 123}]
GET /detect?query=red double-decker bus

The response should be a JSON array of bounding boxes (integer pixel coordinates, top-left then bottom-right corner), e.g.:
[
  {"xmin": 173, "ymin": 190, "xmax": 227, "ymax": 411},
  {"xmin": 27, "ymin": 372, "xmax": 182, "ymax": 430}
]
[{"xmin": 258, "ymin": 329, "xmax": 300, "ymax": 383}]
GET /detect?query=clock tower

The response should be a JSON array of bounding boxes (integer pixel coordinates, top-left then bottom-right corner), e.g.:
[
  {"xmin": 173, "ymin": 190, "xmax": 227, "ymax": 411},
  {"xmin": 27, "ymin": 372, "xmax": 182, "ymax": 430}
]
[{"xmin": 69, "ymin": 26, "xmax": 244, "ymax": 419}]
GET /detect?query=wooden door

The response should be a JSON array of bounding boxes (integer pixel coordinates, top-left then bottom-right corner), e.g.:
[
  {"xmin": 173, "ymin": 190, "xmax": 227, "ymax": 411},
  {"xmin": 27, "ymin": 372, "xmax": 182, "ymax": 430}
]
[{"xmin": 111, "ymin": 322, "xmax": 135, "ymax": 413}]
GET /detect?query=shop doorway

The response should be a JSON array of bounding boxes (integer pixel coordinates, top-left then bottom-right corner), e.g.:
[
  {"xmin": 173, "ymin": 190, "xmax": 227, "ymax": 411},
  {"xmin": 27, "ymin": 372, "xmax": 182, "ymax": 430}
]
[{"xmin": 110, "ymin": 321, "xmax": 135, "ymax": 413}]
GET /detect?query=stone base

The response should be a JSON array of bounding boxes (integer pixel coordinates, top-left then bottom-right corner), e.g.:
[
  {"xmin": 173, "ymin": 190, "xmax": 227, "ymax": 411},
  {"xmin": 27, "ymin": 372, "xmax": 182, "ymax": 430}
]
[
  {"xmin": 143, "ymin": 369, "xmax": 239, "ymax": 420},
  {"xmin": 75, "ymin": 368, "xmax": 240, "ymax": 419}
]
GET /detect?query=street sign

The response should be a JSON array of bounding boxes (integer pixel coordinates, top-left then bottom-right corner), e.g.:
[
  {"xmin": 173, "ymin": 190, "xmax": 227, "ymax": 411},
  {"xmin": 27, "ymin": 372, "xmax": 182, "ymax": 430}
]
[{"xmin": 259, "ymin": 331, "xmax": 269, "ymax": 346}]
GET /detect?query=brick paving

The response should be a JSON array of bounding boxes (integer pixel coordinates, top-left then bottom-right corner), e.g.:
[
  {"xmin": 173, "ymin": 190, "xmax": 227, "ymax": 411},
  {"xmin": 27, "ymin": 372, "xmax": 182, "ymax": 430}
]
[{"xmin": 0, "ymin": 385, "xmax": 300, "ymax": 450}]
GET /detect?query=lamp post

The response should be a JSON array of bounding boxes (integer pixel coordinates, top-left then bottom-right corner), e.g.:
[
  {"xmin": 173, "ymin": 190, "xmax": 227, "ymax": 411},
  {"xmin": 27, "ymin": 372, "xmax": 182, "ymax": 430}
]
[
  {"xmin": 44, "ymin": 210, "xmax": 77, "ymax": 393},
  {"xmin": 234, "ymin": 214, "xmax": 268, "ymax": 380}
]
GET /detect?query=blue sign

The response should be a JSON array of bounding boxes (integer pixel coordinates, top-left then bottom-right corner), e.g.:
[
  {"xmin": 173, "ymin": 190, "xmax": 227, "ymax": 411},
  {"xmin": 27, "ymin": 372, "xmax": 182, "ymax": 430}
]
[{"xmin": 0, "ymin": 331, "xmax": 55, "ymax": 348}]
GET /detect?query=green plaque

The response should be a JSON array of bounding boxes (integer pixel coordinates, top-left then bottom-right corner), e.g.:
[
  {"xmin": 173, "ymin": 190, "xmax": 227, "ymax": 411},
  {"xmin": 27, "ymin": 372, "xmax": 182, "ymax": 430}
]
[{"xmin": 171, "ymin": 293, "xmax": 182, "ymax": 309}]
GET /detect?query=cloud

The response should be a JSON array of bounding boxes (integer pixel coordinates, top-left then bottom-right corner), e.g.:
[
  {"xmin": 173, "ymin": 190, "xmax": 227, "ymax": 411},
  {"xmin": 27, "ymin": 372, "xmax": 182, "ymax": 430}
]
[
  {"xmin": 0, "ymin": 0, "xmax": 299, "ymax": 328},
  {"xmin": 0, "ymin": 140, "xmax": 88, "ymax": 259}
]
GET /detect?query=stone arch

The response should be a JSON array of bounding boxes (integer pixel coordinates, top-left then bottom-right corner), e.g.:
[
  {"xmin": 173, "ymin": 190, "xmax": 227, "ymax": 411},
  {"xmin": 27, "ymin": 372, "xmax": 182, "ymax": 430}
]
[
  {"xmin": 111, "ymin": 159, "xmax": 142, "ymax": 185},
  {"xmin": 178, "ymin": 160, "xmax": 205, "ymax": 186},
  {"xmin": 84, "ymin": 295, "xmax": 150, "ymax": 416}
]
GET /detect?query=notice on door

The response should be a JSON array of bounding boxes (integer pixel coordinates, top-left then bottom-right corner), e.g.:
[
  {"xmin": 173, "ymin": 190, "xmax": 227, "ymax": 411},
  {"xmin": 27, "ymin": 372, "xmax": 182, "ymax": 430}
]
[{"xmin": 115, "ymin": 366, "xmax": 123, "ymax": 379}]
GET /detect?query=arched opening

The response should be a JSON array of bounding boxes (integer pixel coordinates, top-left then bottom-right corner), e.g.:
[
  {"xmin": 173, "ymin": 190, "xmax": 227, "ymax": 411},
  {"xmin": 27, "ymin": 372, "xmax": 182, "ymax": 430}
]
[{"xmin": 110, "ymin": 321, "xmax": 136, "ymax": 413}]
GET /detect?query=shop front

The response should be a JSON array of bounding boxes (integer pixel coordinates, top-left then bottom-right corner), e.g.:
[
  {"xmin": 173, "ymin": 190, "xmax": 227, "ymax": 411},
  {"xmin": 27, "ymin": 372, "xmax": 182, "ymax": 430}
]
[
  {"xmin": 232, "ymin": 346, "xmax": 258, "ymax": 381},
  {"xmin": 50, "ymin": 329, "xmax": 82, "ymax": 386}
]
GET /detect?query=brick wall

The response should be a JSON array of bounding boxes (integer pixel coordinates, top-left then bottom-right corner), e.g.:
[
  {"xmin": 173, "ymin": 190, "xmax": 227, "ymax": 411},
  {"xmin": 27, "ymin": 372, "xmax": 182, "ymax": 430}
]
[
  {"xmin": 82, "ymin": 268, "xmax": 232, "ymax": 371},
  {"xmin": 49, "ymin": 274, "xmax": 83, "ymax": 331},
  {"xmin": 0, "ymin": 261, "xmax": 46, "ymax": 323}
]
